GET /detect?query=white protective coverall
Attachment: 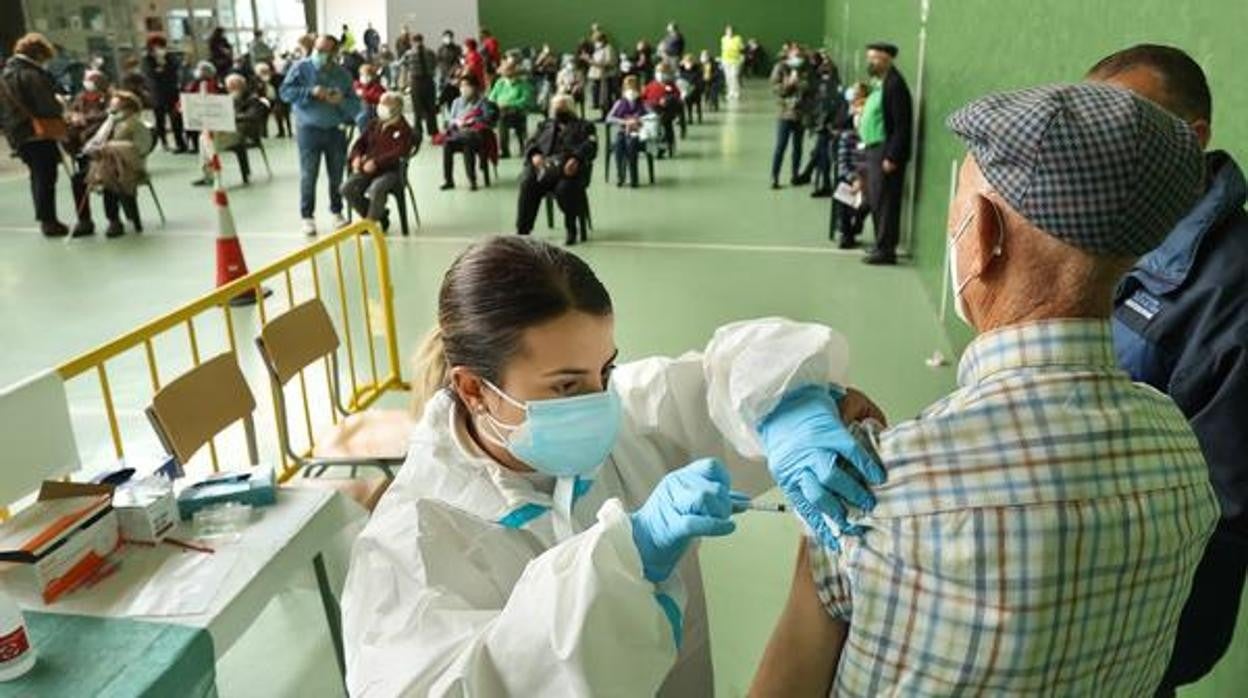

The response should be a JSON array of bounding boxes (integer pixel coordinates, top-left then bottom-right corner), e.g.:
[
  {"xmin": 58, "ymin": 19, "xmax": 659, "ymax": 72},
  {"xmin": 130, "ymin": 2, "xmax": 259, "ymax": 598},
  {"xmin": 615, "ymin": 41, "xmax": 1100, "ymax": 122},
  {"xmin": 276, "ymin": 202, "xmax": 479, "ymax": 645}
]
[{"xmin": 341, "ymin": 318, "xmax": 850, "ymax": 696}]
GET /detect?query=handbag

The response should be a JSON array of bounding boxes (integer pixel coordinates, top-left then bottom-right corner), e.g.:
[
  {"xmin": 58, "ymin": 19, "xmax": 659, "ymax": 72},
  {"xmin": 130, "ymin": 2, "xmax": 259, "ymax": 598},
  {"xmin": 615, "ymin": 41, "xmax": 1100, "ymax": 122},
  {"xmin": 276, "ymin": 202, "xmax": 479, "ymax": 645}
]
[{"xmin": 0, "ymin": 74, "xmax": 67, "ymax": 142}]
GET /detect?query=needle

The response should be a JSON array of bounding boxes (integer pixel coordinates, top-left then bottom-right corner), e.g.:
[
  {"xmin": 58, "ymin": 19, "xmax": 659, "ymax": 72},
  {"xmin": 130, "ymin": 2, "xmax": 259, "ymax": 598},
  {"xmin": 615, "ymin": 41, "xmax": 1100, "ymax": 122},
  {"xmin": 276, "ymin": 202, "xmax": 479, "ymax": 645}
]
[{"xmin": 730, "ymin": 491, "xmax": 788, "ymax": 514}]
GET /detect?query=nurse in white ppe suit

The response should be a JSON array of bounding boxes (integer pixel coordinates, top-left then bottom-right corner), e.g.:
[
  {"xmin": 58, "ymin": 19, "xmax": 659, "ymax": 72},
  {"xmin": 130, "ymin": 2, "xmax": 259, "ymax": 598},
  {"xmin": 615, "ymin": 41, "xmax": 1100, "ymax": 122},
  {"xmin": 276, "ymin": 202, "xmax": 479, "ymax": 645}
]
[{"xmin": 341, "ymin": 237, "xmax": 882, "ymax": 697}]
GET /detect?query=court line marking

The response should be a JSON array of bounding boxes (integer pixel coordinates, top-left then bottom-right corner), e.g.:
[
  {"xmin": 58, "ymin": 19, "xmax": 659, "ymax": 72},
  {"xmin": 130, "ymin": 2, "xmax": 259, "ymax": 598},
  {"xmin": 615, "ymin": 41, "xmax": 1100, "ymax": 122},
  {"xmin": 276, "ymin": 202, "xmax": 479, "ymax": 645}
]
[{"xmin": 0, "ymin": 226, "xmax": 884, "ymax": 257}]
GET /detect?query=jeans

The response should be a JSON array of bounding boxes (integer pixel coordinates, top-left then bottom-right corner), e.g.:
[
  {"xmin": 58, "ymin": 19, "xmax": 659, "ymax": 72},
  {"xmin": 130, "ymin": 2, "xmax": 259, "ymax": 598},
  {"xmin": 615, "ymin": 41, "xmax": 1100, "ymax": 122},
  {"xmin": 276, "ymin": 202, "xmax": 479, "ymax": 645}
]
[
  {"xmin": 296, "ymin": 124, "xmax": 347, "ymax": 218},
  {"xmin": 771, "ymin": 119, "xmax": 804, "ymax": 183},
  {"xmin": 614, "ymin": 132, "xmax": 641, "ymax": 185},
  {"xmin": 18, "ymin": 139, "xmax": 60, "ymax": 223}
]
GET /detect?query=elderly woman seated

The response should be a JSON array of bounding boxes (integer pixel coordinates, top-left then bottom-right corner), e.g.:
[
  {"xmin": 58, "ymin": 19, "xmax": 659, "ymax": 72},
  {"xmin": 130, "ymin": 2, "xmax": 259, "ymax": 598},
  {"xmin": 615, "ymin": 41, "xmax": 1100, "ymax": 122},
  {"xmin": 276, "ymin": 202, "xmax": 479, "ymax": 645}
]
[
  {"xmin": 194, "ymin": 73, "xmax": 271, "ymax": 186},
  {"xmin": 341, "ymin": 92, "xmax": 415, "ymax": 230},
  {"xmin": 435, "ymin": 74, "xmax": 494, "ymax": 191},
  {"xmin": 606, "ymin": 76, "xmax": 652, "ymax": 187},
  {"xmin": 487, "ymin": 58, "xmax": 536, "ymax": 158},
  {"xmin": 82, "ymin": 90, "xmax": 153, "ymax": 237},
  {"xmin": 65, "ymin": 69, "xmax": 112, "ymax": 237}
]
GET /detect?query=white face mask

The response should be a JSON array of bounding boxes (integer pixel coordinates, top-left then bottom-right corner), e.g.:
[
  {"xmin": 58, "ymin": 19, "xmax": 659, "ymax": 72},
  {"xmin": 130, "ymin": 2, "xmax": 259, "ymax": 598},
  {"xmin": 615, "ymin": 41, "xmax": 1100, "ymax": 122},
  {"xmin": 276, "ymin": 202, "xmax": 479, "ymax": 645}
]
[
  {"xmin": 377, "ymin": 104, "xmax": 395, "ymax": 120},
  {"xmin": 360, "ymin": 74, "xmax": 374, "ymax": 84},
  {"xmin": 83, "ymin": 80, "xmax": 98, "ymax": 92},
  {"xmin": 623, "ymin": 89, "xmax": 639, "ymax": 101}
]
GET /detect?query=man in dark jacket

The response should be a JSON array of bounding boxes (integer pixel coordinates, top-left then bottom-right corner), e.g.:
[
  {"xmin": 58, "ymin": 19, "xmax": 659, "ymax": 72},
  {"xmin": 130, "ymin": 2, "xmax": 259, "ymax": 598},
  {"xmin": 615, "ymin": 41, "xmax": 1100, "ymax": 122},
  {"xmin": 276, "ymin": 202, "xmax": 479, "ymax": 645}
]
[
  {"xmin": 142, "ymin": 34, "xmax": 187, "ymax": 152},
  {"xmin": 861, "ymin": 42, "xmax": 912, "ymax": 265},
  {"xmin": 515, "ymin": 94, "xmax": 597, "ymax": 245},
  {"xmin": 0, "ymin": 33, "xmax": 69, "ymax": 236},
  {"xmin": 435, "ymin": 30, "xmax": 463, "ymax": 110},
  {"xmin": 402, "ymin": 34, "xmax": 439, "ymax": 137},
  {"xmin": 342, "ymin": 93, "xmax": 415, "ymax": 229},
  {"xmin": 1089, "ymin": 45, "xmax": 1248, "ymax": 697}
]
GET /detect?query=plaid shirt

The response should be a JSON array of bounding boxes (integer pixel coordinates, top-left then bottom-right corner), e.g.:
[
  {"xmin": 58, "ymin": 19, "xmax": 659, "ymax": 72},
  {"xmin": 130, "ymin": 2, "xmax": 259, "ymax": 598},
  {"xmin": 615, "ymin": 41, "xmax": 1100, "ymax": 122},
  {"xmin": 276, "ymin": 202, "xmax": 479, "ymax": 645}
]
[{"xmin": 809, "ymin": 319, "xmax": 1219, "ymax": 696}]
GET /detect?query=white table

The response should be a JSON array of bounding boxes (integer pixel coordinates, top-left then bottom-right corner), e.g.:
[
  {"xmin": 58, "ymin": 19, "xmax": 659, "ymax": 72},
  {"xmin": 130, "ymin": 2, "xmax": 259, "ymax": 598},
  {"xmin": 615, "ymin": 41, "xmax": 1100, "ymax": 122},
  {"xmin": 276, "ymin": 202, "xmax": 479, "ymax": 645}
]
[{"xmin": 1, "ymin": 487, "xmax": 366, "ymax": 688}]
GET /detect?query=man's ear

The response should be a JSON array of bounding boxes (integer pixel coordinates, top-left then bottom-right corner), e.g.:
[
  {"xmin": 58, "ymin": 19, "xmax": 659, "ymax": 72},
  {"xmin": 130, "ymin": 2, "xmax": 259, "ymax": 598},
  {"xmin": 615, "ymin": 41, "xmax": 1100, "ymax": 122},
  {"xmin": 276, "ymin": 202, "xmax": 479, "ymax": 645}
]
[
  {"xmin": 970, "ymin": 193, "xmax": 1005, "ymax": 275},
  {"xmin": 1191, "ymin": 118, "xmax": 1211, "ymax": 150},
  {"xmin": 450, "ymin": 367, "xmax": 487, "ymax": 414}
]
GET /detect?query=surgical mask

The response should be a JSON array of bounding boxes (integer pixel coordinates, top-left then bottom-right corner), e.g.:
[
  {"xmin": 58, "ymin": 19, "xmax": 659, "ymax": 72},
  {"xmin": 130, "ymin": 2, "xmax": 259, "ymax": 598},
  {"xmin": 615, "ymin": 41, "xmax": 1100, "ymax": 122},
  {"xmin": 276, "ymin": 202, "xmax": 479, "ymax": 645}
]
[
  {"xmin": 107, "ymin": 107, "xmax": 123, "ymax": 118},
  {"xmin": 659, "ymin": 73, "xmax": 673, "ymax": 83},
  {"xmin": 360, "ymin": 74, "xmax": 374, "ymax": 84},
  {"xmin": 461, "ymin": 87, "xmax": 476, "ymax": 99},
  {"xmin": 623, "ymin": 89, "xmax": 638, "ymax": 101},
  {"xmin": 311, "ymin": 52, "xmax": 329, "ymax": 68},
  {"xmin": 787, "ymin": 57, "xmax": 804, "ymax": 68},
  {"xmin": 154, "ymin": 48, "xmax": 167, "ymax": 59},
  {"xmin": 442, "ymin": 36, "xmax": 452, "ymax": 46},
  {"xmin": 377, "ymin": 104, "xmax": 395, "ymax": 120},
  {"xmin": 83, "ymin": 80, "xmax": 98, "ymax": 92},
  {"xmin": 229, "ymin": 90, "xmax": 244, "ymax": 99},
  {"xmin": 479, "ymin": 380, "xmax": 622, "ymax": 478}
]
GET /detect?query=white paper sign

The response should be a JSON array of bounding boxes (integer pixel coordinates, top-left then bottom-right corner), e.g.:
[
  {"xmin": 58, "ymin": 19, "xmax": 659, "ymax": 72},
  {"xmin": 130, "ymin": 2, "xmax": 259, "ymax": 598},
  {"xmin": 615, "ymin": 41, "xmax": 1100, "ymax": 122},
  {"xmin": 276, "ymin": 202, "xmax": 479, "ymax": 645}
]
[{"xmin": 182, "ymin": 93, "xmax": 236, "ymax": 133}]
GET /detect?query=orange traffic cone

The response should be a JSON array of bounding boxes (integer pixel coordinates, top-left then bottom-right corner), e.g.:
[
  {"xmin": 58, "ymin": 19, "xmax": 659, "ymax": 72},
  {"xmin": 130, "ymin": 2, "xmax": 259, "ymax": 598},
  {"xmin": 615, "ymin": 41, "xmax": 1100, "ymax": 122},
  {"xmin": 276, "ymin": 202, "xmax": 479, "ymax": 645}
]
[{"xmin": 205, "ymin": 131, "xmax": 269, "ymax": 306}]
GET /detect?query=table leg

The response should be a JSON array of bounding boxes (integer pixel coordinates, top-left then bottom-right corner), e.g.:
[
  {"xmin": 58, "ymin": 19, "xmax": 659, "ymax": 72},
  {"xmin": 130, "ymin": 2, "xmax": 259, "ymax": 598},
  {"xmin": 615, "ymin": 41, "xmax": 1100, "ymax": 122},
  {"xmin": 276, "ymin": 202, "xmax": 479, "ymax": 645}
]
[{"xmin": 313, "ymin": 552, "xmax": 348, "ymax": 692}]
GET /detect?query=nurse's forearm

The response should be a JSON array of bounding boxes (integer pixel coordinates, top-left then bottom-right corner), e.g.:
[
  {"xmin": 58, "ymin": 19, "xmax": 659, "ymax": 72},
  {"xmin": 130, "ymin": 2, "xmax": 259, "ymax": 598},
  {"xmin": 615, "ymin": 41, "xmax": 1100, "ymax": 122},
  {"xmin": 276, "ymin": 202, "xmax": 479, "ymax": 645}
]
[{"xmin": 749, "ymin": 539, "xmax": 845, "ymax": 697}]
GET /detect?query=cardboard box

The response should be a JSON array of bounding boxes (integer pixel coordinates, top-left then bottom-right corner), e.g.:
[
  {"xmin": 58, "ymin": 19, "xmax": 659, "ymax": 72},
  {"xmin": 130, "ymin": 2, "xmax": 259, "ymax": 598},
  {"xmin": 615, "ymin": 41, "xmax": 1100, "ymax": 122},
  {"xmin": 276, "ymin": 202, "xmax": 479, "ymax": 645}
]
[
  {"xmin": 113, "ymin": 482, "xmax": 178, "ymax": 544},
  {"xmin": 0, "ymin": 482, "xmax": 122, "ymax": 603}
]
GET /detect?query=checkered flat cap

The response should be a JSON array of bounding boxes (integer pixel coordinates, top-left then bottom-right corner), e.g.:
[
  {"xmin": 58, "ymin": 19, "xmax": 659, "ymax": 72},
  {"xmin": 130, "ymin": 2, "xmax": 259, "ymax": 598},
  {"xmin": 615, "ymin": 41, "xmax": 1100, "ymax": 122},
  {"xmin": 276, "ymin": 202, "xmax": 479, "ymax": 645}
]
[{"xmin": 947, "ymin": 83, "xmax": 1204, "ymax": 257}]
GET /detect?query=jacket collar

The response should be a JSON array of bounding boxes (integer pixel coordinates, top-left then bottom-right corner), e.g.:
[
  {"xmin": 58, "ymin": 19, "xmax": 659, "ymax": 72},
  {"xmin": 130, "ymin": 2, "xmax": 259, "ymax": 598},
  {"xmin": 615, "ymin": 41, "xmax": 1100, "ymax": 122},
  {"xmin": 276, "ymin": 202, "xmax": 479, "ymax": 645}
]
[{"xmin": 1134, "ymin": 151, "xmax": 1246, "ymax": 294}]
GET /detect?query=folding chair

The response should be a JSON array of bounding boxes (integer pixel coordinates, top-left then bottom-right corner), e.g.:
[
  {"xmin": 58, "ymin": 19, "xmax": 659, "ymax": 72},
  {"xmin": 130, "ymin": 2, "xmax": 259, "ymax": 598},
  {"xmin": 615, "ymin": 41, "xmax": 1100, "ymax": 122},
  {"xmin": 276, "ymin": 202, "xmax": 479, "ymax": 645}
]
[
  {"xmin": 602, "ymin": 122, "xmax": 656, "ymax": 186},
  {"xmin": 254, "ymin": 298, "xmax": 407, "ymax": 481},
  {"xmin": 390, "ymin": 139, "xmax": 423, "ymax": 236}
]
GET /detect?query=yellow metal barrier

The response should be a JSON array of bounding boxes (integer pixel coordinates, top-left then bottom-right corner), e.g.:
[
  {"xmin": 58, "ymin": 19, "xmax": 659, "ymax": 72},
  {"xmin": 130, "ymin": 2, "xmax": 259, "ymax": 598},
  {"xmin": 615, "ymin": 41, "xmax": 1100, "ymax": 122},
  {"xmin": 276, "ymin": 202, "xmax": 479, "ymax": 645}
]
[{"xmin": 55, "ymin": 221, "xmax": 408, "ymax": 482}]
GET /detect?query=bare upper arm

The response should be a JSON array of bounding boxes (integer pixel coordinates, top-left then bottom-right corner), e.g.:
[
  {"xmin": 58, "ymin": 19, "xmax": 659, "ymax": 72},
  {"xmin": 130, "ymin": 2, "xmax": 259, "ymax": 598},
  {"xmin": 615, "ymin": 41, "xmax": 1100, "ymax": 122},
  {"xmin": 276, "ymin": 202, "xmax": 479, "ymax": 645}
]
[{"xmin": 749, "ymin": 536, "xmax": 848, "ymax": 697}]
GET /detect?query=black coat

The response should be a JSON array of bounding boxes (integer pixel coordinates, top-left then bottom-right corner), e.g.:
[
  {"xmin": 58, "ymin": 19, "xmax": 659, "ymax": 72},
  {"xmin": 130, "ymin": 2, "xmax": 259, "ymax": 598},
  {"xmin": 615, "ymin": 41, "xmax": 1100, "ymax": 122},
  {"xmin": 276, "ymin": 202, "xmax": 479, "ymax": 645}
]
[
  {"xmin": 524, "ymin": 116, "xmax": 598, "ymax": 183},
  {"xmin": 142, "ymin": 52, "xmax": 182, "ymax": 105},
  {"xmin": 881, "ymin": 67, "xmax": 913, "ymax": 165},
  {"xmin": 0, "ymin": 55, "xmax": 63, "ymax": 150}
]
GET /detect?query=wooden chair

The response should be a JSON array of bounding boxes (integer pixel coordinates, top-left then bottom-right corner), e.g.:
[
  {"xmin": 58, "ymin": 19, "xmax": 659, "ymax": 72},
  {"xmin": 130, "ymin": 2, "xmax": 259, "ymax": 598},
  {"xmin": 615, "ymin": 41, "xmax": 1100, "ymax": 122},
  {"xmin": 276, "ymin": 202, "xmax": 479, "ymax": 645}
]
[{"xmin": 254, "ymin": 299, "xmax": 407, "ymax": 483}]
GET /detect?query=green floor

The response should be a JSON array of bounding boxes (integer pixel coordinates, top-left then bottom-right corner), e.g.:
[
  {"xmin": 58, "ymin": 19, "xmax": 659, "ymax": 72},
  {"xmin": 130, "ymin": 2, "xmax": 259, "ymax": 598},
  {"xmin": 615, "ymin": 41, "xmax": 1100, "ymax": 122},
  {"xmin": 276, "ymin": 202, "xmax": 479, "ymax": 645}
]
[{"xmin": 0, "ymin": 82, "xmax": 1242, "ymax": 696}]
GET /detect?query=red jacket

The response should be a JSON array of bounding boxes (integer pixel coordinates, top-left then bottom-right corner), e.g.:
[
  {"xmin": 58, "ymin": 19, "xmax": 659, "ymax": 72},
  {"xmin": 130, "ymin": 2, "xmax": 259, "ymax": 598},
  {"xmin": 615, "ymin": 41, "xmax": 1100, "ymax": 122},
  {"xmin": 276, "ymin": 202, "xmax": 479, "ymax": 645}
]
[
  {"xmin": 482, "ymin": 37, "xmax": 501, "ymax": 66},
  {"xmin": 349, "ymin": 116, "xmax": 415, "ymax": 174},
  {"xmin": 463, "ymin": 50, "xmax": 486, "ymax": 88},
  {"xmin": 354, "ymin": 79, "xmax": 385, "ymax": 106},
  {"xmin": 642, "ymin": 80, "xmax": 679, "ymax": 108}
]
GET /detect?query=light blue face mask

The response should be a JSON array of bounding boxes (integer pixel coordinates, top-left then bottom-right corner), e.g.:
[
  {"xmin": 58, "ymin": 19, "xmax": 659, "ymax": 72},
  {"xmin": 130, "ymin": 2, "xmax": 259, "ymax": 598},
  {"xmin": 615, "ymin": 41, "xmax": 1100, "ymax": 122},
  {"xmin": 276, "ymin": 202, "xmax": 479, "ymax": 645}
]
[
  {"xmin": 310, "ymin": 51, "xmax": 328, "ymax": 69},
  {"xmin": 479, "ymin": 380, "xmax": 622, "ymax": 478}
]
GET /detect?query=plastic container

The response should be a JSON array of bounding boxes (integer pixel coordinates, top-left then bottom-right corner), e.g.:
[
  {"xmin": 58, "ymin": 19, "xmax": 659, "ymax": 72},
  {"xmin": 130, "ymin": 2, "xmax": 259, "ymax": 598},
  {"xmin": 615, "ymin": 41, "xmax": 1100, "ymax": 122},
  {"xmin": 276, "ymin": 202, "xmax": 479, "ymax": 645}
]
[
  {"xmin": 192, "ymin": 502, "xmax": 253, "ymax": 543},
  {"xmin": 0, "ymin": 589, "xmax": 36, "ymax": 682}
]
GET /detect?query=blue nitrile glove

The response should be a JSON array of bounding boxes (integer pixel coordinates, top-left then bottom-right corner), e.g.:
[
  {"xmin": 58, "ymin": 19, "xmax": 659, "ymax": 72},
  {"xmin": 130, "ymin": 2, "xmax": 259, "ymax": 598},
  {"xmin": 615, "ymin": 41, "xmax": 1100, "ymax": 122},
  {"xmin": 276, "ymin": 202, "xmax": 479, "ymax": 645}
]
[
  {"xmin": 758, "ymin": 385, "xmax": 886, "ymax": 551},
  {"xmin": 630, "ymin": 458, "xmax": 737, "ymax": 584}
]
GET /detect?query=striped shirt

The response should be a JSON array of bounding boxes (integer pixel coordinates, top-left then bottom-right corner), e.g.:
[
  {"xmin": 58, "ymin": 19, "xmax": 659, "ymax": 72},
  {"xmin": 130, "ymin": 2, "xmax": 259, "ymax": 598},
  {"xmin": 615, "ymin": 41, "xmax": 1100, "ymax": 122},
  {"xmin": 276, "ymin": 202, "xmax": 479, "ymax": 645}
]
[{"xmin": 809, "ymin": 319, "xmax": 1219, "ymax": 696}]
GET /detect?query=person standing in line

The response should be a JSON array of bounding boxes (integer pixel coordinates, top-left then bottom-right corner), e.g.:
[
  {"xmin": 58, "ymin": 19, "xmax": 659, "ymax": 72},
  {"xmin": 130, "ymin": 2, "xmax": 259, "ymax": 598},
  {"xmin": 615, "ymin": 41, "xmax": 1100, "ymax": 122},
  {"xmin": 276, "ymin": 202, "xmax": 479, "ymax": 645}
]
[
  {"xmin": 209, "ymin": 27, "xmax": 234, "ymax": 77},
  {"xmin": 859, "ymin": 42, "xmax": 912, "ymax": 266},
  {"xmin": 403, "ymin": 34, "xmax": 439, "ymax": 137},
  {"xmin": 143, "ymin": 33, "xmax": 187, "ymax": 153},
  {"xmin": 720, "ymin": 25, "xmax": 744, "ymax": 101},
  {"xmin": 587, "ymin": 32, "xmax": 619, "ymax": 120},
  {"xmin": 0, "ymin": 33, "xmax": 69, "ymax": 237},
  {"xmin": 768, "ymin": 45, "xmax": 814, "ymax": 190},
  {"xmin": 363, "ymin": 22, "xmax": 381, "ymax": 60},
  {"xmin": 435, "ymin": 29, "xmax": 464, "ymax": 110},
  {"xmin": 250, "ymin": 30, "xmax": 274, "ymax": 67},
  {"xmin": 280, "ymin": 34, "xmax": 361, "ymax": 236}
]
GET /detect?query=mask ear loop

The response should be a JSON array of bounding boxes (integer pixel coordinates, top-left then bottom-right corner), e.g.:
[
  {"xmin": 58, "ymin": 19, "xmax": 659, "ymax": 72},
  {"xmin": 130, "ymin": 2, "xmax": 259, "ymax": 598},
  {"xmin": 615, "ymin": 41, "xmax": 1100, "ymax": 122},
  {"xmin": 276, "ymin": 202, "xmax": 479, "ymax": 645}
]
[{"xmin": 476, "ymin": 379, "xmax": 528, "ymax": 448}]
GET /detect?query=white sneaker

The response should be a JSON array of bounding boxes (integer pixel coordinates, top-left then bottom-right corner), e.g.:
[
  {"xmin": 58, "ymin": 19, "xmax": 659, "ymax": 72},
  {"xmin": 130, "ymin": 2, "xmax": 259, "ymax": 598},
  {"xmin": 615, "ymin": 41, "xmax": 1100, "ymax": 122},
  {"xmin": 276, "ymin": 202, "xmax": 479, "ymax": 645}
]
[
  {"xmin": 331, "ymin": 212, "xmax": 348, "ymax": 229},
  {"xmin": 301, "ymin": 218, "xmax": 317, "ymax": 236}
]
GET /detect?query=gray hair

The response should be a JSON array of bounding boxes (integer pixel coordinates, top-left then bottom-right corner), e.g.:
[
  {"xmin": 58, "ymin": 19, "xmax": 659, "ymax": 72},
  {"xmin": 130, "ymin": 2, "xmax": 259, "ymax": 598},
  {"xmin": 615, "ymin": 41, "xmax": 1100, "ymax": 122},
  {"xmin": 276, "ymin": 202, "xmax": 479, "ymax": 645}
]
[{"xmin": 549, "ymin": 94, "xmax": 576, "ymax": 115}]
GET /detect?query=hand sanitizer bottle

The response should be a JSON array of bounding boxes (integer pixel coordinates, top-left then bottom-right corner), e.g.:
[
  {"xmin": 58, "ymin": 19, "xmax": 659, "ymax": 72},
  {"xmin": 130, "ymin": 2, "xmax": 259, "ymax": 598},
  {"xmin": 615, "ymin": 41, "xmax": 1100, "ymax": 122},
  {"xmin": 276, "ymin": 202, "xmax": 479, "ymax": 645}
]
[{"xmin": 0, "ymin": 589, "xmax": 35, "ymax": 681}]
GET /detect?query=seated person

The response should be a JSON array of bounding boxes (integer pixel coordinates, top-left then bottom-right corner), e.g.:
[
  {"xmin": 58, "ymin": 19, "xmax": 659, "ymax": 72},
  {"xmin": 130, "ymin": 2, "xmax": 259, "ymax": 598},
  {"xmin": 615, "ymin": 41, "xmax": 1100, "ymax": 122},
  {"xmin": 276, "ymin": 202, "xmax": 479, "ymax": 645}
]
[
  {"xmin": 341, "ymin": 92, "xmax": 415, "ymax": 231},
  {"xmin": 749, "ymin": 83, "xmax": 1219, "ymax": 696},
  {"xmin": 353, "ymin": 62, "xmax": 385, "ymax": 130},
  {"xmin": 82, "ymin": 90, "xmax": 154, "ymax": 238},
  {"xmin": 642, "ymin": 65, "xmax": 682, "ymax": 157},
  {"xmin": 677, "ymin": 54, "xmax": 704, "ymax": 124},
  {"xmin": 556, "ymin": 55, "xmax": 585, "ymax": 109},
  {"xmin": 65, "ymin": 69, "xmax": 112, "ymax": 237},
  {"xmin": 606, "ymin": 76, "xmax": 651, "ymax": 188},
  {"xmin": 437, "ymin": 74, "xmax": 491, "ymax": 191},
  {"xmin": 194, "ymin": 73, "xmax": 270, "ymax": 186},
  {"xmin": 833, "ymin": 83, "xmax": 868, "ymax": 248},
  {"xmin": 515, "ymin": 94, "xmax": 597, "ymax": 246},
  {"xmin": 182, "ymin": 61, "xmax": 220, "ymax": 155},
  {"xmin": 487, "ymin": 58, "xmax": 536, "ymax": 158}
]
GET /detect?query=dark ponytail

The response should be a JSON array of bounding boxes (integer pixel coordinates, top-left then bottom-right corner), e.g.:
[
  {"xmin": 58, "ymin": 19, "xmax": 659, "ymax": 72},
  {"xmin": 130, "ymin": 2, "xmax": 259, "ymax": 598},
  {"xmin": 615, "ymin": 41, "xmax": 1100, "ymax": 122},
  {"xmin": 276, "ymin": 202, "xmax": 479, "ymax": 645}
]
[{"xmin": 410, "ymin": 236, "xmax": 613, "ymax": 417}]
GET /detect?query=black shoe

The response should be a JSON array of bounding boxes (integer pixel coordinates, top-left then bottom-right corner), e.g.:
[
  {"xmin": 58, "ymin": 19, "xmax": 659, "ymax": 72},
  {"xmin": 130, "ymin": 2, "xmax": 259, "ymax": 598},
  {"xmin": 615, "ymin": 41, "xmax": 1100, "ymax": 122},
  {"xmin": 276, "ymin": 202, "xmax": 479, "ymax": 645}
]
[
  {"xmin": 630, "ymin": 181, "xmax": 639, "ymax": 188},
  {"xmin": 811, "ymin": 188, "xmax": 832, "ymax": 198},
  {"xmin": 863, "ymin": 250, "xmax": 897, "ymax": 265},
  {"xmin": 565, "ymin": 236, "xmax": 577, "ymax": 246},
  {"xmin": 470, "ymin": 181, "xmax": 478, "ymax": 191},
  {"xmin": 439, "ymin": 182, "xmax": 455, "ymax": 190},
  {"xmin": 838, "ymin": 237, "xmax": 859, "ymax": 250},
  {"xmin": 793, "ymin": 173, "xmax": 811, "ymax": 186},
  {"xmin": 617, "ymin": 179, "xmax": 625, "ymax": 187},
  {"xmin": 71, "ymin": 220, "xmax": 95, "ymax": 238},
  {"xmin": 173, "ymin": 147, "xmax": 189, "ymax": 154},
  {"xmin": 105, "ymin": 221, "xmax": 125, "ymax": 238},
  {"xmin": 41, "ymin": 220, "xmax": 69, "ymax": 238},
  {"xmin": 131, "ymin": 220, "xmax": 143, "ymax": 234},
  {"xmin": 770, "ymin": 181, "xmax": 781, "ymax": 190},
  {"xmin": 191, "ymin": 177, "xmax": 212, "ymax": 186}
]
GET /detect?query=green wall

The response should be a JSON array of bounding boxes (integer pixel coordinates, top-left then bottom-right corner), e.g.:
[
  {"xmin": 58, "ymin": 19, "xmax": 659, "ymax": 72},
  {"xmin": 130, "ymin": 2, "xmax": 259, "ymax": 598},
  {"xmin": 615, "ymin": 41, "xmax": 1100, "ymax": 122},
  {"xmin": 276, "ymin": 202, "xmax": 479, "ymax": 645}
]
[
  {"xmin": 824, "ymin": 1, "xmax": 1248, "ymax": 694},
  {"xmin": 478, "ymin": 0, "xmax": 822, "ymax": 59},
  {"xmin": 825, "ymin": 0, "xmax": 1248, "ymax": 350}
]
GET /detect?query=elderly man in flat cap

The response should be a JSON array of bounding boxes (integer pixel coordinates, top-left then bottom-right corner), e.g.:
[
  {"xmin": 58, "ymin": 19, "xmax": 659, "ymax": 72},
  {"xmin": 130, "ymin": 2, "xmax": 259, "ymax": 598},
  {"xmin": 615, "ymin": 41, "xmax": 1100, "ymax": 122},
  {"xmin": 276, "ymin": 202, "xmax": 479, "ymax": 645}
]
[
  {"xmin": 857, "ymin": 42, "xmax": 912, "ymax": 261},
  {"xmin": 748, "ymin": 82, "xmax": 1218, "ymax": 696}
]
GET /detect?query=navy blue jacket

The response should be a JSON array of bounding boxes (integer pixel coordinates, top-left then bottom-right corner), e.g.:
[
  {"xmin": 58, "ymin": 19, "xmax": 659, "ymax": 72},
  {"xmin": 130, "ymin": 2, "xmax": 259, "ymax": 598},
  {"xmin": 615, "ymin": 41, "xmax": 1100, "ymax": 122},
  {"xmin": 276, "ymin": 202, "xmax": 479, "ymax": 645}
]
[{"xmin": 1113, "ymin": 151, "xmax": 1248, "ymax": 690}]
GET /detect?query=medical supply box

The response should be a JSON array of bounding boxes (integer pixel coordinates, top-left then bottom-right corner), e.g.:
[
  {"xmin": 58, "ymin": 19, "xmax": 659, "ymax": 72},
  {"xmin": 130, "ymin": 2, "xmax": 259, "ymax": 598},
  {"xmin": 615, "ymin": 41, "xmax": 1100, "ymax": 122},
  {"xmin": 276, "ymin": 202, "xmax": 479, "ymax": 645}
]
[
  {"xmin": 0, "ymin": 482, "xmax": 121, "ymax": 604},
  {"xmin": 112, "ymin": 479, "xmax": 178, "ymax": 544},
  {"xmin": 176, "ymin": 467, "xmax": 277, "ymax": 520}
]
